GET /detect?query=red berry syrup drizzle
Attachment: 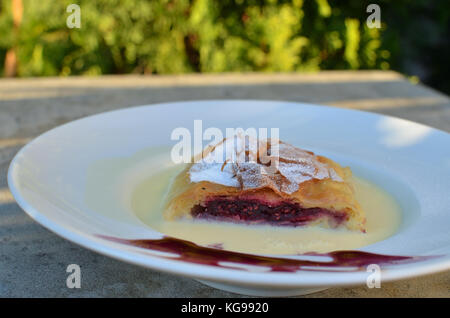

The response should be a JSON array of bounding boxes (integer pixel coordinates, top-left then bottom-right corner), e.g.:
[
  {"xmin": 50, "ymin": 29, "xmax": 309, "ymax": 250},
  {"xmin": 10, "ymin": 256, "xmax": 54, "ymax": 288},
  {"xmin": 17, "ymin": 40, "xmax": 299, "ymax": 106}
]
[{"xmin": 98, "ymin": 235, "xmax": 433, "ymax": 273}]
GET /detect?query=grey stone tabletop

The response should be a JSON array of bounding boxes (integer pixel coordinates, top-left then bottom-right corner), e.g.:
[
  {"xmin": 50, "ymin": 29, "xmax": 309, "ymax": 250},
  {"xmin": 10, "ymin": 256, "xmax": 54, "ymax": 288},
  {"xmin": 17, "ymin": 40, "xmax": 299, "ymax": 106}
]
[{"xmin": 0, "ymin": 71, "xmax": 449, "ymax": 297}]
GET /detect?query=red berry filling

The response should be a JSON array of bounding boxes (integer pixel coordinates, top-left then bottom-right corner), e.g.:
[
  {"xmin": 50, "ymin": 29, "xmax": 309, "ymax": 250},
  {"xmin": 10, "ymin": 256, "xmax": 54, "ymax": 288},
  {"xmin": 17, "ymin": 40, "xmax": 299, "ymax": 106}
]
[{"xmin": 191, "ymin": 196, "xmax": 348, "ymax": 227}]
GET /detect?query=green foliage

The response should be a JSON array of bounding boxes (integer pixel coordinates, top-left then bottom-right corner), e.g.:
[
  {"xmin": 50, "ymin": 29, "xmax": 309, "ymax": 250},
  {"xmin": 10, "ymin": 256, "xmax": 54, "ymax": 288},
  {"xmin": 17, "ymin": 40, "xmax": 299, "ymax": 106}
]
[
  {"xmin": 0, "ymin": 0, "xmax": 194, "ymax": 76},
  {"xmin": 0, "ymin": 0, "xmax": 448, "ymax": 94}
]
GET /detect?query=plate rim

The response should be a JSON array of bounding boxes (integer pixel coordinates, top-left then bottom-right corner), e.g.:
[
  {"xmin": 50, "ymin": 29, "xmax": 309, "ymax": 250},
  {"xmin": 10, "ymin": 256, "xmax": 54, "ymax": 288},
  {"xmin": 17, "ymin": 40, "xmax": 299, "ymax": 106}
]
[{"xmin": 7, "ymin": 99, "xmax": 450, "ymax": 287}]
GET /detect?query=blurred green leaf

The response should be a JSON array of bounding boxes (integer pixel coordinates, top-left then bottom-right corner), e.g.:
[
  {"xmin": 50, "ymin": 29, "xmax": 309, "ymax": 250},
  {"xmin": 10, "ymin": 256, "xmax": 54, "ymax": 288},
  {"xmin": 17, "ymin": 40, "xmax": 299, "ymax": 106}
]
[{"xmin": 0, "ymin": 0, "xmax": 447, "ymax": 94}]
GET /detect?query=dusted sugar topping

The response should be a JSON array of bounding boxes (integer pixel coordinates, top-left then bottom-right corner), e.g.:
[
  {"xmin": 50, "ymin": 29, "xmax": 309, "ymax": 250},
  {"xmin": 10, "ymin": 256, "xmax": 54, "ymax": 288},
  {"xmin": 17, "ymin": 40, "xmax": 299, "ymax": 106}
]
[{"xmin": 189, "ymin": 134, "xmax": 343, "ymax": 195}]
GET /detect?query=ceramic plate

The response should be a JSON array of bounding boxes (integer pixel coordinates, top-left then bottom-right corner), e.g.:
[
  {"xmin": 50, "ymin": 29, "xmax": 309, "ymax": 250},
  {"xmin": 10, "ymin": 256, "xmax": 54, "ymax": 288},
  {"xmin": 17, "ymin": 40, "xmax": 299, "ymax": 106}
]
[{"xmin": 8, "ymin": 100, "xmax": 450, "ymax": 296}]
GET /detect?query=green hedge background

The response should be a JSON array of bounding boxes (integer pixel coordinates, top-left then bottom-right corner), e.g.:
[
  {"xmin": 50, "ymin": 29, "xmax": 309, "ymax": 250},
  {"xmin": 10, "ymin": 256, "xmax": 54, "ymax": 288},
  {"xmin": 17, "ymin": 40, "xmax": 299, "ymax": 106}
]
[{"xmin": 0, "ymin": 0, "xmax": 448, "ymax": 93}]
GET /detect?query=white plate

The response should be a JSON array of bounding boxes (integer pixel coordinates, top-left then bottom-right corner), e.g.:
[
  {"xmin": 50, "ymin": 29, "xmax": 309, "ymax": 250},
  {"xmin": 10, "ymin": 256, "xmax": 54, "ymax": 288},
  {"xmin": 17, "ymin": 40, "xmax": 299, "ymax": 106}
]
[{"xmin": 8, "ymin": 100, "xmax": 450, "ymax": 296}]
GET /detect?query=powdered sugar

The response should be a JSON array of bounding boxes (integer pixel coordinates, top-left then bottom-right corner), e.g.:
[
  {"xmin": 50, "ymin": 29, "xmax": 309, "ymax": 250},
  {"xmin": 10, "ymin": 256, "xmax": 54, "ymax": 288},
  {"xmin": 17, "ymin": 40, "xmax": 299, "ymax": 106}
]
[{"xmin": 189, "ymin": 134, "xmax": 343, "ymax": 194}]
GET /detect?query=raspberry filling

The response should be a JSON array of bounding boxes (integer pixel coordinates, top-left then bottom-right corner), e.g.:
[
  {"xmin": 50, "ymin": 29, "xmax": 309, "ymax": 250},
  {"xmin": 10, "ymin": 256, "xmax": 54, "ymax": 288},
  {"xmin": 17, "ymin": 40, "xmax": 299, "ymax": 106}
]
[{"xmin": 191, "ymin": 197, "xmax": 348, "ymax": 227}]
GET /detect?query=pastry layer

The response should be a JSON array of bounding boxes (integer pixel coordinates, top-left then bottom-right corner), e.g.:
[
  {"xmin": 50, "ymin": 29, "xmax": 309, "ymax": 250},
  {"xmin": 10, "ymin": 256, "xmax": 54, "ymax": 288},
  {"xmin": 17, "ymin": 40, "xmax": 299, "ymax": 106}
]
[
  {"xmin": 163, "ymin": 136, "xmax": 366, "ymax": 231},
  {"xmin": 164, "ymin": 165, "xmax": 365, "ymax": 231}
]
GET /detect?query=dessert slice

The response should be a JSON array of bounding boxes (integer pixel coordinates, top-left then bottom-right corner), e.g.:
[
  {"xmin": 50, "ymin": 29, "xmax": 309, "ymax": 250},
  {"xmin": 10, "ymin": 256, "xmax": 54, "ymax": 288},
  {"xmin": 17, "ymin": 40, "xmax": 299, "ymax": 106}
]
[{"xmin": 164, "ymin": 135, "xmax": 366, "ymax": 231}]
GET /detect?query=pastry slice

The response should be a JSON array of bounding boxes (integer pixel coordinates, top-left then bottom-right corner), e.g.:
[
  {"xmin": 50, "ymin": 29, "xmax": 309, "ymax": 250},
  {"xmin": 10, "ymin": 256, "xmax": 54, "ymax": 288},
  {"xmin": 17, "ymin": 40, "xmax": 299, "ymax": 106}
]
[{"xmin": 164, "ymin": 134, "xmax": 366, "ymax": 231}]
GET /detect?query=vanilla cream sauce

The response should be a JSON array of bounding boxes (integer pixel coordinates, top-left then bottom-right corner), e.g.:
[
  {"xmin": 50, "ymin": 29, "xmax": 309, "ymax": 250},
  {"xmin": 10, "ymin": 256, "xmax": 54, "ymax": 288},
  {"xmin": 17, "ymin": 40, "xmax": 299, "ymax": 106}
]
[{"xmin": 86, "ymin": 147, "xmax": 402, "ymax": 255}]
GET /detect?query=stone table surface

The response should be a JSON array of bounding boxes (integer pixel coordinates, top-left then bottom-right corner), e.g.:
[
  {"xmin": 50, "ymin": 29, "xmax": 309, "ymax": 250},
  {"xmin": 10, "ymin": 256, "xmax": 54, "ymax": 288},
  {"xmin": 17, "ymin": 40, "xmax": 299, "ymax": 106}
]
[{"xmin": 0, "ymin": 71, "xmax": 449, "ymax": 297}]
